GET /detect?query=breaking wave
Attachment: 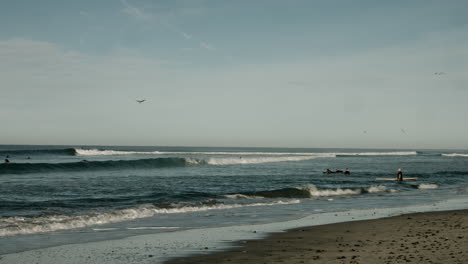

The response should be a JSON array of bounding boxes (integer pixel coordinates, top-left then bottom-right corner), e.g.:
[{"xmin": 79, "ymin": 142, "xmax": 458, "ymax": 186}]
[
  {"xmin": 441, "ymin": 153, "xmax": 468, "ymax": 157},
  {"xmin": 75, "ymin": 149, "xmax": 162, "ymax": 156},
  {"xmin": 232, "ymin": 185, "xmax": 390, "ymax": 199},
  {"xmin": 0, "ymin": 200, "xmax": 299, "ymax": 236},
  {"xmin": 418, "ymin": 184, "xmax": 439, "ymax": 189},
  {"xmin": 204, "ymin": 155, "xmax": 322, "ymax": 165},
  {"xmin": 0, "ymin": 156, "xmax": 328, "ymax": 175},
  {"xmin": 336, "ymin": 151, "xmax": 417, "ymax": 157}
]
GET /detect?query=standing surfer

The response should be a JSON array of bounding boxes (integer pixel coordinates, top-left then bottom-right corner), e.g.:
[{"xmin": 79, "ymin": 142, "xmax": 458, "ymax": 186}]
[{"xmin": 397, "ymin": 168, "xmax": 403, "ymax": 182}]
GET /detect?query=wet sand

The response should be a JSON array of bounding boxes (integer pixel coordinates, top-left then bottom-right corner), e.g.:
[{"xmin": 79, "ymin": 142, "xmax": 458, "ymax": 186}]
[{"xmin": 167, "ymin": 210, "xmax": 468, "ymax": 264}]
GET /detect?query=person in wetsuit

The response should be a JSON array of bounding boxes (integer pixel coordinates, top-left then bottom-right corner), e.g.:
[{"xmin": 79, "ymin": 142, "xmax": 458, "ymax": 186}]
[
  {"xmin": 397, "ymin": 168, "xmax": 403, "ymax": 182},
  {"xmin": 344, "ymin": 168, "xmax": 350, "ymax": 175}
]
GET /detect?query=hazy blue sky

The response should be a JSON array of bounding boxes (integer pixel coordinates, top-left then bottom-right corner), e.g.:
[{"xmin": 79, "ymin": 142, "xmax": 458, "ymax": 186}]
[{"xmin": 1, "ymin": 0, "xmax": 467, "ymax": 149}]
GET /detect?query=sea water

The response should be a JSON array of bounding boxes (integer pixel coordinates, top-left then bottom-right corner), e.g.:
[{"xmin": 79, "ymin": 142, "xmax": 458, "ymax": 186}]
[{"xmin": 0, "ymin": 145, "xmax": 467, "ymax": 255}]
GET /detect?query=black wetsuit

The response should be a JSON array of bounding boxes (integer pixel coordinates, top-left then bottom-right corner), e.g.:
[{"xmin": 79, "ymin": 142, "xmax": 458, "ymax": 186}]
[{"xmin": 397, "ymin": 171, "xmax": 403, "ymax": 181}]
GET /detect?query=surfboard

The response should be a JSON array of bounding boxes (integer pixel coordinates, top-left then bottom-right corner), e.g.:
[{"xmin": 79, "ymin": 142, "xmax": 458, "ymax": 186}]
[{"xmin": 375, "ymin": 178, "xmax": 418, "ymax": 181}]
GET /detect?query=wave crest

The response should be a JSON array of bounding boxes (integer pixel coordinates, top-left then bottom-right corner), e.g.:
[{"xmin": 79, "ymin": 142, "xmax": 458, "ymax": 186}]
[
  {"xmin": 0, "ymin": 200, "xmax": 300, "ymax": 236},
  {"xmin": 75, "ymin": 149, "xmax": 161, "ymax": 156},
  {"xmin": 233, "ymin": 185, "xmax": 390, "ymax": 199},
  {"xmin": 441, "ymin": 153, "xmax": 468, "ymax": 157},
  {"xmin": 336, "ymin": 151, "xmax": 417, "ymax": 157},
  {"xmin": 418, "ymin": 184, "xmax": 439, "ymax": 189}
]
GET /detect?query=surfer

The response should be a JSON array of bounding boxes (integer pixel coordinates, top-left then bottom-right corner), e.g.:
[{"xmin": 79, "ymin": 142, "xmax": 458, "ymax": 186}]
[
  {"xmin": 325, "ymin": 169, "xmax": 332, "ymax": 174},
  {"xmin": 335, "ymin": 169, "xmax": 343, "ymax": 173},
  {"xmin": 344, "ymin": 168, "xmax": 350, "ymax": 175},
  {"xmin": 4, "ymin": 159, "xmax": 9, "ymax": 163},
  {"xmin": 397, "ymin": 168, "xmax": 403, "ymax": 182}
]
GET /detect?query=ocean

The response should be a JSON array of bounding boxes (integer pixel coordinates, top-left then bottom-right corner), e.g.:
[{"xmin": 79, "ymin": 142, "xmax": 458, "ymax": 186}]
[{"xmin": 1, "ymin": 145, "xmax": 467, "ymax": 256}]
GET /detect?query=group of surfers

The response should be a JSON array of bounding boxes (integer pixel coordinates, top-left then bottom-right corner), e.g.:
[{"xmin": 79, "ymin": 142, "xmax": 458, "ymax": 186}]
[
  {"xmin": 325, "ymin": 168, "xmax": 351, "ymax": 175},
  {"xmin": 325, "ymin": 168, "xmax": 405, "ymax": 181}
]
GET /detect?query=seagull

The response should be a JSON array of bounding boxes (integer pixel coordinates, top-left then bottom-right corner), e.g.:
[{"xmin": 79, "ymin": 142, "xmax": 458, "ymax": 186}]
[
  {"xmin": 434, "ymin": 72, "xmax": 446, "ymax": 75},
  {"xmin": 401, "ymin": 128, "xmax": 407, "ymax": 134},
  {"xmin": 136, "ymin": 99, "xmax": 146, "ymax": 104}
]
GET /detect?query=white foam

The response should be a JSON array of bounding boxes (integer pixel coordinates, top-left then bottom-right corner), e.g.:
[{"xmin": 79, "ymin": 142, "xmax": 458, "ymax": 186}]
[
  {"xmin": 75, "ymin": 149, "xmax": 161, "ymax": 156},
  {"xmin": 301, "ymin": 184, "xmax": 361, "ymax": 197},
  {"xmin": 367, "ymin": 185, "xmax": 388, "ymax": 193},
  {"xmin": 127, "ymin": 227, "xmax": 179, "ymax": 230},
  {"xmin": 418, "ymin": 184, "xmax": 439, "ymax": 189},
  {"xmin": 337, "ymin": 151, "xmax": 417, "ymax": 156},
  {"xmin": 224, "ymin": 194, "xmax": 264, "ymax": 199},
  {"xmin": 442, "ymin": 153, "xmax": 468, "ymax": 157},
  {"xmin": 0, "ymin": 200, "xmax": 300, "ymax": 236},
  {"xmin": 205, "ymin": 156, "xmax": 322, "ymax": 165},
  {"xmin": 160, "ymin": 151, "xmax": 336, "ymax": 156},
  {"xmin": 299, "ymin": 184, "xmax": 389, "ymax": 198},
  {"xmin": 92, "ymin": 228, "xmax": 118, "ymax": 231},
  {"xmin": 75, "ymin": 149, "xmax": 417, "ymax": 157}
]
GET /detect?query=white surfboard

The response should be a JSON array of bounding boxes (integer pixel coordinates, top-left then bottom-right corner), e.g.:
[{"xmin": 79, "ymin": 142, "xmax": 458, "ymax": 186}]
[{"xmin": 375, "ymin": 177, "xmax": 418, "ymax": 181}]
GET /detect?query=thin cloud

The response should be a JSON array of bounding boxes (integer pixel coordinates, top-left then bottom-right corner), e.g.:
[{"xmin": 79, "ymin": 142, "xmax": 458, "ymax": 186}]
[
  {"xmin": 121, "ymin": 0, "xmax": 152, "ymax": 21},
  {"xmin": 181, "ymin": 32, "xmax": 192, "ymax": 40},
  {"xmin": 119, "ymin": 0, "xmax": 228, "ymax": 60},
  {"xmin": 200, "ymin": 41, "xmax": 215, "ymax": 50}
]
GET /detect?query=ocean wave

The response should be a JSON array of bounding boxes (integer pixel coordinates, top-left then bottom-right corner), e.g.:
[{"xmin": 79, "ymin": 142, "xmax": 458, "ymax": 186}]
[
  {"xmin": 336, "ymin": 151, "xmax": 417, "ymax": 157},
  {"xmin": 441, "ymin": 153, "xmax": 468, "ymax": 157},
  {"xmin": 0, "ymin": 200, "xmax": 300, "ymax": 236},
  {"xmin": 418, "ymin": 184, "xmax": 439, "ymax": 189},
  {"xmin": 0, "ymin": 148, "xmax": 76, "ymax": 156},
  {"xmin": 0, "ymin": 155, "xmax": 331, "ymax": 175},
  {"xmin": 0, "ymin": 157, "xmax": 193, "ymax": 175},
  {"xmin": 224, "ymin": 194, "xmax": 265, "ymax": 199},
  {"xmin": 232, "ymin": 185, "xmax": 390, "ymax": 199},
  {"xmin": 204, "ymin": 155, "xmax": 323, "ymax": 165},
  {"xmin": 76, "ymin": 149, "xmax": 418, "ymax": 157},
  {"xmin": 0, "ymin": 148, "xmax": 420, "ymax": 158},
  {"xmin": 75, "ymin": 149, "xmax": 340, "ymax": 157},
  {"xmin": 75, "ymin": 149, "xmax": 162, "ymax": 156},
  {"xmin": 302, "ymin": 185, "xmax": 361, "ymax": 197}
]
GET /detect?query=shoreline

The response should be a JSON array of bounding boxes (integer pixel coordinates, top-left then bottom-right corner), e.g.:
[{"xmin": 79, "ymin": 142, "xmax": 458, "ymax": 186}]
[
  {"xmin": 166, "ymin": 210, "xmax": 468, "ymax": 264},
  {"xmin": 1, "ymin": 200, "xmax": 467, "ymax": 264}
]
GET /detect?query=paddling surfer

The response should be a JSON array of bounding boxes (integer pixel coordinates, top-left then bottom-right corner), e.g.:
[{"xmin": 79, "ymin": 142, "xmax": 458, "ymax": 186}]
[{"xmin": 397, "ymin": 168, "xmax": 403, "ymax": 182}]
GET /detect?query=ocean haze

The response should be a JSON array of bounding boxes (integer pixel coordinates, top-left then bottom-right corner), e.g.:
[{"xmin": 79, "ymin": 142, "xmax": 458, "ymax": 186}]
[{"xmin": 0, "ymin": 1, "xmax": 467, "ymax": 149}]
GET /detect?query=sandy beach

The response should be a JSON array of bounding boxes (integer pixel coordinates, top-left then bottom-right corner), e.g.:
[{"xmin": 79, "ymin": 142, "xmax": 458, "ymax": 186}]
[{"xmin": 167, "ymin": 210, "xmax": 468, "ymax": 264}]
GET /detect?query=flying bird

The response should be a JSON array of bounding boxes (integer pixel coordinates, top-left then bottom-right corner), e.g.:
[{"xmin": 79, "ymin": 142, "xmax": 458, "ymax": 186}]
[
  {"xmin": 136, "ymin": 99, "xmax": 146, "ymax": 104},
  {"xmin": 434, "ymin": 72, "xmax": 446, "ymax": 75},
  {"xmin": 401, "ymin": 128, "xmax": 407, "ymax": 134}
]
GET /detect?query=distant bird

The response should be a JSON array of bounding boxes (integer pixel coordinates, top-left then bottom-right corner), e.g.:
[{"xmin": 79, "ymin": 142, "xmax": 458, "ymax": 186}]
[
  {"xmin": 136, "ymin": 99, "xmax": 146, "ymax": 104},
  {"xmin": 401, "ymin": 128, "xmax": 407, "ymax": 134},
  {"xmin": 434, "ymin": 72, "xmax": 446, "ymax": 75}
]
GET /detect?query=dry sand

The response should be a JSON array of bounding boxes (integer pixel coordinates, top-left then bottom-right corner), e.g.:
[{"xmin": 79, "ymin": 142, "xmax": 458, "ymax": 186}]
[{"xmin": 167, "ymin": 210, "xmax": 468, "ymax": 264}]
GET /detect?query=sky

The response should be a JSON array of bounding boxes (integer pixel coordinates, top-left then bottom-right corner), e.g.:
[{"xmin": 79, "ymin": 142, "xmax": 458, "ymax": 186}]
[{"xmin": 0, "ymin": 0, "xmax": 467, "ymax": 149}]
